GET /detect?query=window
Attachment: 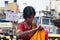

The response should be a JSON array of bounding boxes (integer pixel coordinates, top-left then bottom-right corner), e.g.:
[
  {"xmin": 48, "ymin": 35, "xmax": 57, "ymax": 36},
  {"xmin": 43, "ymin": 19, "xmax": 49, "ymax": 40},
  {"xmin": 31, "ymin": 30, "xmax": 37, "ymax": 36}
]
[{"xmin": 42, "ymin": 18, "xmax": 49, "ymax": 25}]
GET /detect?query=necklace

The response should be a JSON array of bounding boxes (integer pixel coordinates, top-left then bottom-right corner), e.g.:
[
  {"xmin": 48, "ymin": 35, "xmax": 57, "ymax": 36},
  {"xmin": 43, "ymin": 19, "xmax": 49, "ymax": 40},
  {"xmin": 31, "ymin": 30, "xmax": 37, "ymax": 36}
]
[
  {"xmin": 28, "ymin": 24, "xmax": 32, "ymax": 29},
  {"xmin": 24, "ymin": 21, "xmax": 32, "ymax": 29}
]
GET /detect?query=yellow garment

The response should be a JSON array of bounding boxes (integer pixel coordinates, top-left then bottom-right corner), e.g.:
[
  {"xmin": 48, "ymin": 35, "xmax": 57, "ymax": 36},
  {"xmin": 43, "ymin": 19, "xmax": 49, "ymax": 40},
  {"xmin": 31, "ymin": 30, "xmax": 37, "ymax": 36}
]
[
  {"xmin": 30, "ymin": 23, "xmax": 45, "ymax": 40},
  {"xmin": 30, "ymin": 30, "xmax": 45, "ymax": 40},
  {"xmin": 16, "ymin": 22, "xmax": 45, "ymax": 40}
]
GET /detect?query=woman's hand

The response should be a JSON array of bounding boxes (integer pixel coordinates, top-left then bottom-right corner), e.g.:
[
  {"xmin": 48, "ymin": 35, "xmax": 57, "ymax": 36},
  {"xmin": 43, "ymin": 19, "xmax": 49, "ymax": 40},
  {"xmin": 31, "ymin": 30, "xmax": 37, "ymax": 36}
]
[{"xmin": 37, "ymin": 26, "xmax": 44, "ymax": 30}]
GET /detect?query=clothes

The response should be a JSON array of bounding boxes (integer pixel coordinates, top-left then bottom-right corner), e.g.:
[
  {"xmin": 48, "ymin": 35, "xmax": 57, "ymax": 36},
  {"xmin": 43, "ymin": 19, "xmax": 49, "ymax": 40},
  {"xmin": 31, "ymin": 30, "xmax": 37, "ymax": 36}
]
[
  {"xmin": 16, "ymin": 21, "xmax": 48, "ymax": 40},
  {"xmin": 30, "ymin": 30, "xmax": 45, "ymax": 40},
  {"xmin": 45, "ymin": 30, "xmax": 48, "ymax": 40},
  {"xmin": 30, "ymin": 29, "xmax": 48, "ymax": 40},
  {"xmin": 16, "ymin": 22, "xmax": 35, "ymax": 40}
]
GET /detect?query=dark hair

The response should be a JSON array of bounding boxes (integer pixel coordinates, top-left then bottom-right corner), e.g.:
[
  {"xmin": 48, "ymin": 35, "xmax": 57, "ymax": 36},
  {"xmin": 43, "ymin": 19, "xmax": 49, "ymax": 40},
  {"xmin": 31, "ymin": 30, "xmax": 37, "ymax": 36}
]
[{"xmin": 23, "ymin": 6, "xmax": 36, "ymax": 19}]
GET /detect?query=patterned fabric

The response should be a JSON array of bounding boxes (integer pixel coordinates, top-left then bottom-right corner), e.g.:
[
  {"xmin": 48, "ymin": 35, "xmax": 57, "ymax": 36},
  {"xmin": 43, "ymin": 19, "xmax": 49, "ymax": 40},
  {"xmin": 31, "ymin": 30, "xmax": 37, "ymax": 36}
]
[
  {"xmin": 16, "ymin": 22, "xmax": 35, "ymax": 32},
  {"xmin": 16, "ymin": 22, "xmax": 48, "ymax": 40},
  {"xmin": 16, "ymin": 22, "xmax": 35, "ymax": 40}
]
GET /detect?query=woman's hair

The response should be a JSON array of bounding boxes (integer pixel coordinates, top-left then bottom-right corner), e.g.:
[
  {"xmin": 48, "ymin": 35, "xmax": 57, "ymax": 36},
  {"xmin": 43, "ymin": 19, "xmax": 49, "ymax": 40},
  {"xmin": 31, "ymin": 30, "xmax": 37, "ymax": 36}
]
[{"xmin": 23, "ymin": 6, "xmax": 36, "ymax": 19}]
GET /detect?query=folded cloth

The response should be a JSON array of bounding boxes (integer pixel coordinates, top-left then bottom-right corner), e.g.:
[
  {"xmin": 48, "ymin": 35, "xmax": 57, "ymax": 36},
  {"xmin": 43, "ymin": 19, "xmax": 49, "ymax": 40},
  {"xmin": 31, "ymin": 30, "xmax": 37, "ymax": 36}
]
[{"xmin": 30, "ymin": 30, "xmax": 47, "ymax": 40}]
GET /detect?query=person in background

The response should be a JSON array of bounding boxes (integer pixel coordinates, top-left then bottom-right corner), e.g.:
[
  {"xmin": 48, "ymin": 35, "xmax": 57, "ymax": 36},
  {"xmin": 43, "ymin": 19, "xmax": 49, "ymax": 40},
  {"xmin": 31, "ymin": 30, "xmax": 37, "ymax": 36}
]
[{"xmin": 16, "ymin": 6, "xmax": 48, "ymax": 40}]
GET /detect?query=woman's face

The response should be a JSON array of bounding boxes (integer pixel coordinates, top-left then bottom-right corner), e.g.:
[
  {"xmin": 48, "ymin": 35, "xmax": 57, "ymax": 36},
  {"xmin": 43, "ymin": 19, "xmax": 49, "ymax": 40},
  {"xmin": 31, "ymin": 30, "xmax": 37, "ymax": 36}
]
[{"xmin": 26, "ymin": 15, "xmax": 34, "ymax": 24}]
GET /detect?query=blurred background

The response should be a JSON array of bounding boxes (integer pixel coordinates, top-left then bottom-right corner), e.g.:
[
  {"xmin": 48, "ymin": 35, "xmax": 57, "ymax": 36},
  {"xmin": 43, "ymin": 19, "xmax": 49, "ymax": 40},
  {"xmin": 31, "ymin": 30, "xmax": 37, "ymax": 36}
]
[{"xmin": 0, "ymin": 0, "xmax": 60, "ymax": 40}]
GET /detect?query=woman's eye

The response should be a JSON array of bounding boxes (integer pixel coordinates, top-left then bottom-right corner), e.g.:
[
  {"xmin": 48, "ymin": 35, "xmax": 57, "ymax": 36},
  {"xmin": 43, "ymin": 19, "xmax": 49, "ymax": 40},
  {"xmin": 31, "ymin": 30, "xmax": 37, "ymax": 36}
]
[{"xmin": 29, "ymin": 17, "xmax": 34, "ymax": 18}]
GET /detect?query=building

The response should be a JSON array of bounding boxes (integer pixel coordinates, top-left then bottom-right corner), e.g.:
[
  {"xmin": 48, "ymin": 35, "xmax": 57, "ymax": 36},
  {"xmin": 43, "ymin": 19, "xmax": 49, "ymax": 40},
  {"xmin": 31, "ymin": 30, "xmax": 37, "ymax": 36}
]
[
  {"xmin": 34, "ymin": 10, "xmax": 54, "ymax": 33},
  {"xmin": 0, "ymin": 3, "xmax": 19, "ymax": 12},
  {"xmin": 0, "ymin": 0, "xmax": 19, "ymax": 34},
  {"xmin": 50, "ymin": 0, "xmax": 60, "ymax": 28}
]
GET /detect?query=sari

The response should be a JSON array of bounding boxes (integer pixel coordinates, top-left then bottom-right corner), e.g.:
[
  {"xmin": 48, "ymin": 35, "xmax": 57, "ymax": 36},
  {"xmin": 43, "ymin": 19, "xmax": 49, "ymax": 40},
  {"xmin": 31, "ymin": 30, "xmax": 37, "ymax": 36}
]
[
  {"xmin": 16, "ymin": 22, "xmax": 48, "ymax": 40},
  {"xmin": 30, "ymin": 30, "xmax": 45, "ymax": 40}
]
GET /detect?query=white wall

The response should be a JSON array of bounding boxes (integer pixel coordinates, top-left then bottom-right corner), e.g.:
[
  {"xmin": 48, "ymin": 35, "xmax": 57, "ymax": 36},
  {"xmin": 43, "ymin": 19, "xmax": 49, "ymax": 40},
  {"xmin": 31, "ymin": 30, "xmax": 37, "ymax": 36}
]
[
  {"xmin": 50, "ymin": 0, "xmax": 60, "ymax": 19},
  {"xmin": 51, "ymin": 0, "xmax": 56, "ymax": 9},
  {"xmin": 56, "ymin": 1, "xmax": 60, "ymax": 13},
  {"xmin": 51, "ymin": 0, "xmax": 60, "ymax": 12}
]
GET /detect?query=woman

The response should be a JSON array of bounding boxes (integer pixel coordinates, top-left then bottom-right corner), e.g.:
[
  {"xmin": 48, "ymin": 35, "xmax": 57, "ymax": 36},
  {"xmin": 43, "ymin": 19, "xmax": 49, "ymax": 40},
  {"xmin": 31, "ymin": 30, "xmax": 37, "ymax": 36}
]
[{"xmin": 16, "ymin": 6, "xmax": 48, "ymax": 40}]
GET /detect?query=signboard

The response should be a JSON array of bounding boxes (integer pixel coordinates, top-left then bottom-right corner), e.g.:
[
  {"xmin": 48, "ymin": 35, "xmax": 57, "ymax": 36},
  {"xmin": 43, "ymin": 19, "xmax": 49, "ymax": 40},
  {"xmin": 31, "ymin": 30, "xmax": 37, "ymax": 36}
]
[
  {"xmin": 0, "ymin": 22, "xmax": 12, "ymax": 28},
  {"xmin": 8, "ymin": 3, "xmax": 18, "ymax": 12},
  {"xmin": 6, "ymin": 11, "xmax": 18, "ymax": 22}
]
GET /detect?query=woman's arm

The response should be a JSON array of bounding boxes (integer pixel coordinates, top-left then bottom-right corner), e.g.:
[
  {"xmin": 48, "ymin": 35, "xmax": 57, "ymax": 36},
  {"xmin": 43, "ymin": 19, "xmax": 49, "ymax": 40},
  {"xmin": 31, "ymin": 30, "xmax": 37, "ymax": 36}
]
[{"xmin": 16, "ymin": 28, "xmax": 38, "ymax": 39}]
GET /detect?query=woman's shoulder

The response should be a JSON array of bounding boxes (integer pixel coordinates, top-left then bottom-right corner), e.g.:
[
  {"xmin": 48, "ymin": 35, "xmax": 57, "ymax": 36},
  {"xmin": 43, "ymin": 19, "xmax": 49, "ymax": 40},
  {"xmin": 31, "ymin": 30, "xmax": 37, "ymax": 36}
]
[
  {"xmin": 17, "ymin": 21, "xmax": 25, "ymax": 28},
  {"xmin": 18, "ymin": 21, "xmax": 25, "ymax": 25},
  {"xmin": 18, "ymin": 21, "xmax": 25, "ymax": 26}
]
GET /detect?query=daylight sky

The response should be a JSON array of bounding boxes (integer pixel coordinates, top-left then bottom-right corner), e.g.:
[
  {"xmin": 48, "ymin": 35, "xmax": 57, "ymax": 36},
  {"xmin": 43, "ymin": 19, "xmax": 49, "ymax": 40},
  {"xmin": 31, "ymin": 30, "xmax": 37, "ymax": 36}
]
[{"xmin": 0, "ymin": 0, "xmax": 50, "ymax": 16}]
